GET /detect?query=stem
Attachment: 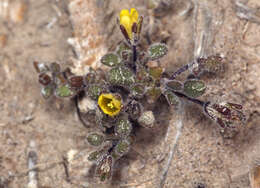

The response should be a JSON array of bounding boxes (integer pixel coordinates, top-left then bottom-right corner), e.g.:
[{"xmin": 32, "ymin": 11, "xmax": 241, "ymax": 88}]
[
  {"xmin": 132, "ymin": 45, "xmax": 137, "ymax": 72},
  {"xmin": 173, "ymin": 91, "xmax": 205, "ymax": 106},
  {"xmin": 169, "ymin": 61, "xmax": 196, "ymax": 80}
]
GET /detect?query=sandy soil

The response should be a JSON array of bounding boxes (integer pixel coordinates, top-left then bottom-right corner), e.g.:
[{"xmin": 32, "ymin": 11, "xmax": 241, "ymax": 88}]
[{"xmin": 0, "ymin": 0, "xmax": 260, "ymax": 188}]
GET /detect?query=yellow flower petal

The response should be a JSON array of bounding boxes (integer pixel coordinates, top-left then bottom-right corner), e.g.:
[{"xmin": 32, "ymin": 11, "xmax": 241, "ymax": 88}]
[
  {"xmin": 130, "ymin": 8, "xmax": 138, "ymax": 23},
  {"xmin": 119, "ymin": 8, "xmax": 139, "ymax": 40},
  {"xmin": 120, "ymin": 9, "xmax": 130, "ymax": 20},
  {"xmin": 98, "ymin": 93, "xmax": 122, "ymax": 117}
]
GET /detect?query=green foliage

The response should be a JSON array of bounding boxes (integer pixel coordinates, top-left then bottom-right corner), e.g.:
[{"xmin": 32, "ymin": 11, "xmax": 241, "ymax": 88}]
[
  {"xmin": 87, "ymin": 84, "xmax": 103, "ymax": 100},
  {"xmin": 146, "ymin": 87, "xmax": 162, "ymax": 103},
  {"xmin": 149, "ymin": 67, "xmax": 163, "ymax": 80},
  {"xmin": 41, "ymin": 85, "xmax": 53, "ymax": 99},
  {"xmin": 101, "ymin": 53, "xmax": 120, "ymax": 67},
  {"xmin": 88, "ymin": 150, "xmax": 105, "ymax": 161},
  {"xmin": 33, "ymin": 9, "xmax": 245, "ymax": 183},
  {"xmin": 115, "ymin": 119, "xmax": 132, "ymax": 138},
  {"xmin": 55, "ymin": 85, "xmax": 74, "ymax": 98},
  {"xmin": 183, "ymin": 79, "xmax": 206, "ymax": 98},
  {"xmin": 108, "ymin": 65, "xmax": 135, "ymax": 86},
  {"xmin": 166, "ymin": 80, "xmax": 183, "ymax": 91},
  {"xmin": 130, "ymin": 84, "xmax": 145, "ymax": 98},
  {"xmin": 164, "ymin": 90, "xmax": 180, "ymax": 106},
  {"xmin": 148, "ymin": 43, "xmax": 168, "ymax": 60},
  {"xmin": 86, "ymin": 133, "xmax": 105, "ymax": 147},
  {"xmin": 115, "ymin": 139, "xmax": 130, "ymax": 156}
]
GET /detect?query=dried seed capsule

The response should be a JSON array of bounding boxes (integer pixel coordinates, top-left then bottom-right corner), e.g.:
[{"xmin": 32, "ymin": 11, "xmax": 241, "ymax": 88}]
[
  {"xmin": 86, "ymin": 133, "xmax": 105, "ymax": 147},
  {"xmin": 138, "ymin": 111, "xmax": 155, "ymax": 128},
  {"xmin": 148, "ymin": 43, "xmax": 168, "ymax": 60},
  {"xmin": 115, "ymin": 119, "xmax": 132, "ymax": 138},
  {"xmin": 68, "ymin": 76, "xmax": 84, "ymax": 88},
  {"xmin": 114, "ymin": 139, "xmax": 130, "ymax": 157},
  {"xmin": 101, "ymin": 53, "xmax": 120, "ymax": 67},
  {"xmin": 96, "ymin": 154, "xmax": 113, "ymax": 182},
  {"xmin": 183, "ymin": 79, "xmax": 206, "ymax": 98},
  {"xmin": 195, "ymin": 55, "xmax": 224, "ymax": 75},
  {"xmin": 38, "ymin": 73, "xmax": 51, "ymax": 86},
  {"xmin": 204, "ymin": 101, "xmax": 246, "ymax": 129}
]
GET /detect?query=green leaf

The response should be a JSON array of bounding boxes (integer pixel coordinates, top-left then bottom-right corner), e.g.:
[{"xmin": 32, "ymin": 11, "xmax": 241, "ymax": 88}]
[
  {"xmin": 183, "ymin": 79, "xmax": 206, "ymax": 98},
  {"xmin": 55, "ymin": 84, "xmax": 73, "ymax": 97},
  {"xmin": 115, "ymin": 139, "xmax": 130, "ymax": 156},
  {"xmin": 116, "ymin": 42, "xmax": 131, "ymax": 58},
  {"xmin": 148, "ymin": 43, "xmax": 168, "ymax": 60},
  {"xmin": 146, "ymin": 87, "xmax": 162, "ymax": 103},
  {"xmin": 86, "ymin": 133, "xmax": 104, "ymax": 147},
  {"xmin": 115, "ymin": 119, "xmax": 132, "ymax": 138},
  {"xmin": 41, "ymin": 85, "xmax": 53, "ymax": 99},
  {"xmin": 88, "ymin": 150, "xmax": 104, "ymax": 161},
  {"xmin": 87, "ymin": 84, "xmax": 102, "ymax": 100},
  {"xmin": 101, "ymin": 53, "xmax": 120, "ymax": 67},
  {"xmin": 108, "ymin": 66, "xmax": 135, "ymax": 87},
  {"xmin": 166, "ymin": 80, "xmax": 183, "ymax": 91},
  {"xmin": 164, "ymin": 90, "xmax": 180, "ymax": 106},
  {"xmin": 130, "ymin": 84, "xmax": 145, "ymax": 98},
  {"xmin": 149, "ymin": 67, "xmax": 163, "ymax": 80}
]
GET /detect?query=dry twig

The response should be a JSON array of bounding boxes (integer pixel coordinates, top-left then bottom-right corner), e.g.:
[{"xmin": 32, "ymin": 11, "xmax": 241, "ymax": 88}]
[{"xmin": 158, "ymin": 107, "xmax": 184, "ymax": 188}]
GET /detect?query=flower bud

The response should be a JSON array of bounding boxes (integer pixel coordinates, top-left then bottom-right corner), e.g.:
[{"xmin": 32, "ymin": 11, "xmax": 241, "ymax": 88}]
[{"xmin": 138, "ymin": 111, "xmax": 155, "ymax": 128}]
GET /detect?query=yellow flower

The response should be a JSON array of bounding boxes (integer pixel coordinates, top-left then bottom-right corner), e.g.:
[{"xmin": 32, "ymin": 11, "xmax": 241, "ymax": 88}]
[
  {"xmin": 119, "ymin": 8, "xmax": 139, "ymax": 39},
  {"xmin": 98, "ymin": 93, "xmax": 122, "ymax": 117}
]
